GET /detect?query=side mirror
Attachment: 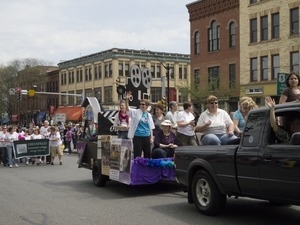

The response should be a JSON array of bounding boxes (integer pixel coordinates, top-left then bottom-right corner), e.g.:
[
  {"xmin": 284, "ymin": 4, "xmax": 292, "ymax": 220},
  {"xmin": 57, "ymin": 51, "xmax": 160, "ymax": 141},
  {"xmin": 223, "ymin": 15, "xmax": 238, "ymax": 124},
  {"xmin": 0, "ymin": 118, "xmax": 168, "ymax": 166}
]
[{"xmin": 291, "ymin": 132, "xmax": 300, "ymax": 145}]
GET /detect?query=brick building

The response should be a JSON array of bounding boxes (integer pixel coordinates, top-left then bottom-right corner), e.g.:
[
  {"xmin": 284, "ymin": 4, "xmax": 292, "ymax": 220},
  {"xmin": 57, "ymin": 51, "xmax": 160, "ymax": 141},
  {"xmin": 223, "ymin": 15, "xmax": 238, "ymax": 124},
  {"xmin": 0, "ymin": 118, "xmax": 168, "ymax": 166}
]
[{"xmin": 187, "ymin": 0, "xmax": 240, "ymax": 112}]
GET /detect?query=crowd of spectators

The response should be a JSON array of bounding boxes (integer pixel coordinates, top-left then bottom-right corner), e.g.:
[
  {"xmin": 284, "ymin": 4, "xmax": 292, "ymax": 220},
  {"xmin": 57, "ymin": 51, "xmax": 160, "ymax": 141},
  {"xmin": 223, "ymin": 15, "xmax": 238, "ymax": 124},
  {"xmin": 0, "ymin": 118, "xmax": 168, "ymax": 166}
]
[{"xmin": 0, "ymin": 120, "xmax": 84, "ymax": 168}]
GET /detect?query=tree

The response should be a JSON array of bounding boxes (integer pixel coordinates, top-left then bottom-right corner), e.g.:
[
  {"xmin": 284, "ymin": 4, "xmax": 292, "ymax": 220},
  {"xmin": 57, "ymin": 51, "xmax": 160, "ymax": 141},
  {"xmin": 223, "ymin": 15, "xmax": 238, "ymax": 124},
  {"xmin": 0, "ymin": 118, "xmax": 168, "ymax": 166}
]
[
  {"xmin": 177, "ymin": 73, "xmax": 234, "ymax": 113},
  {"xmin": 0, "ymin": 58, "xmax": 53, "ymax": 121}
]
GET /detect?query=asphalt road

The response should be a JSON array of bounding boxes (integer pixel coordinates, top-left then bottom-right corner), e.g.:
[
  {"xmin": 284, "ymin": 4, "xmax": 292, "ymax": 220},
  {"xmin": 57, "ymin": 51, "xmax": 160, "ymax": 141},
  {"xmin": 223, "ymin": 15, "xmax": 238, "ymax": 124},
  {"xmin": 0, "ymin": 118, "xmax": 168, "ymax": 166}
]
[{"xmin": 1, "ymin": 154, "xmax": 300, "ymax": 225}]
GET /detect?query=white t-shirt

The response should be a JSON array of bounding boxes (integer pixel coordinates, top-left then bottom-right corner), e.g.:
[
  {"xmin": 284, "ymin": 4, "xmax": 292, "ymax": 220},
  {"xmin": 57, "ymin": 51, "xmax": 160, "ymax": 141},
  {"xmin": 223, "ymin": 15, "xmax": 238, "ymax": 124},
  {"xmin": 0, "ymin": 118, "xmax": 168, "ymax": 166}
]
[
  {"xmin": 40, "ymin": 126, "xmax": 50, "ymax": 138},
  {"xmin": 5, "ymin": 132, "xmax": 19, "ymax": 146},
  {"xmin": 197, "ymin": 108, "xmax": 233, "ymax": 135},
  {"xmin": 49, "ymin": 132, "xmax": 62, "ymax": 147},
  {"xmin": 0, "ymin": 131, "xmax": 6, "ymax": 147},
  {"xmin": 177, "ymin": 110, "xmax": 195, "ymax": 136},
  {"xmin": 165, "ymin": 111, "xmax": 178, "ymax": 129}
]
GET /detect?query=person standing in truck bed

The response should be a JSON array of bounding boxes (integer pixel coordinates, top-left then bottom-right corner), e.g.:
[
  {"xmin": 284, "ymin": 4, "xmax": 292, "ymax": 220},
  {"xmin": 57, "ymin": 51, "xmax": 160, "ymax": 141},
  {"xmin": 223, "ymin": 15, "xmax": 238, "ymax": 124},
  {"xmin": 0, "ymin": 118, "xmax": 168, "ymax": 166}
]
[{"xmin": 125, "ymin": 91, "xmax": 155, "ymax": 158}]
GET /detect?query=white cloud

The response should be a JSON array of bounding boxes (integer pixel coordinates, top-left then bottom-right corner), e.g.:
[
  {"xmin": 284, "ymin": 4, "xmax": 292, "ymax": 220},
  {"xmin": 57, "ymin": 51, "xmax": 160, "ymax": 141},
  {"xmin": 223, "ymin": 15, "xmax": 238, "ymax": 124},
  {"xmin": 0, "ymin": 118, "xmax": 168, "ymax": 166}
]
[{"xmin": 0, "ymin": 0, "xmax": 191, "ymax": 65}]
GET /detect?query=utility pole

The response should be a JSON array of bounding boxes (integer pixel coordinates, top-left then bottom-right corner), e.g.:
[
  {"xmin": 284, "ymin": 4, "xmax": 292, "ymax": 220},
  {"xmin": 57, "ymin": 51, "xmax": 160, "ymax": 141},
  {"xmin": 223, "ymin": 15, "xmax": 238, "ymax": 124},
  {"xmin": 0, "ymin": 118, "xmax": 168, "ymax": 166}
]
[{"xmin": 146, "ymin": 50, "xmax": 171, "ymax": 111}]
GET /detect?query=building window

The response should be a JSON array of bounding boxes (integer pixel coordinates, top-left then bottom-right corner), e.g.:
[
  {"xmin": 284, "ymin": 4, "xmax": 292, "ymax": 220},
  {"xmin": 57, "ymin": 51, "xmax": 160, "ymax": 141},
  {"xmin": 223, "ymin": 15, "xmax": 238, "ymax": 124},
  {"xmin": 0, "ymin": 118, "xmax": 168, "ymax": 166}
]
[
  {"xmin": 94, "ymin": 66, "xmax": 98, "ymax": 80},
  {"xmin": 109, "ymin": 63, "xmax": 113, "ymax": 78},
  {"xmin": 150, "ymin": 87, "xmax": 162, "ymax": 103},
  {"xmin": 105, "ymin": 63, "xmax": 109, "ymax": 78},
  {"xmin": 250, "ymin": 57, "xmax": 258, "ymax": 82},
  {"xmin": 261, "ymin": 15, "xmax": 268, "ymax": 41},
  {"xmin": 79, "ymin": 69, "xmax": 83, "ymax": 82},
  {"xmin": 119, "ymin": 62, "xmax": 123, "ymax": 76},
  {"xmin": 125, "ymin": 63, "xmax": 129, "ymax": 76},
  {"xmin": 290, "ymin": 8, "xmax": 299, "ymax": 35},
  {"xmin": 85, "ymin": 89, "xmax": 93, "ymax": 97},
  {"xmin": 271, "ymin": 54, "xmax": 280, "ymax": 80},
  {"xmin": 156, "ymin": 65, "xmax": 161, "ymax": 78},
  {"xmin": 104, "ymin": 86, "xmax": 112, "ymax": 103},
  {"xmin": 250, "ymin": 18, "xmax": 257, "ymax": 43},
  {"xmin": 94, "ymin": 64, "xmax": 102, "ymax": 80},
  {"xmin": 229, "ymin": 22, "xmax": 236, "ymax": 48},
  {"xmin": 94, "ymin": 87, "xmax": 102, "ymax": 103},
  {"xmin": 271, "ymin": 13, "xmax": 280, "ymax": 39},
  {"xmin": 260, "ymin": 56, "xmax": 268, "ymax": 81},
  {"xmin": 76, "ymin": 90, "xmax": 82, "ymax": 105},
  {"xmin": 184, "ymin": 67, "xmax": 187, "ymax": 79},
  {"xmin": 194, "ymin": 31, "xmax": 200, "ymax": 54},
  {"xmin": 291, "ymin": 51, "xmax": 299, "ymax": 74},
  {"xmin": 208, "ymin": 66, "xmax": 220, "ymax": 91},
  {"xmin": 68, "ymin": 71, "xmax": 75, "ymax": 84},
  {"xmin": 68, "ymin": 91, "xmax": 75, "ymax": 106},
  {"xmin": 179, "ymin": 67, "xmax": 183, "ymax": 79},
  {"xmin": 250, "ymin": 0, "xmax": 257, "ymax": 4},
  {"xmin": 167, "ymin": 64, "xmax": 174, "ymax": 79},
  {"xmin": 76, "ymin": 69, "xmax": 83, "ymax": 83},
  {"xmin": 84, "ymin": 67, "xmax": 92, "ymax": 81},
  {"xmin": 151, "ymin": 65, "xmax": 155, "ymax": 78},
  {"xmin": 229, "ymin": 64, "xmax": 236, "ymax": 89},
  {"xmin": 208, "ymin": 20, "xmax": 220, "ymax": 52}
]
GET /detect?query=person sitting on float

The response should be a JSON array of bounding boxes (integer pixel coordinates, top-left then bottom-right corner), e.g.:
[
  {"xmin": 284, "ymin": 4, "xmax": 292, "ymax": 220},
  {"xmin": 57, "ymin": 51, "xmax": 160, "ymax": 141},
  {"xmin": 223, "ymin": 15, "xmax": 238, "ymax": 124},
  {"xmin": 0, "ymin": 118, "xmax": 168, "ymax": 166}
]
[{"xmin": 151, "ymin": 120, "xmax": 178, "ymax": 159}]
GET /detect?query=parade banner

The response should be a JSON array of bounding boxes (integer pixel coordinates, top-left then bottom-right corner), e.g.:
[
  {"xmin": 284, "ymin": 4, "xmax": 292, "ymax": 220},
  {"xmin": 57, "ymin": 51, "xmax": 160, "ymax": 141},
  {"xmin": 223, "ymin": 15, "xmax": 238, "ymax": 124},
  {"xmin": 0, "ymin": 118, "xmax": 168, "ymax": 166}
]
[{"xmin": 13, "ymin": 139, "xmax": 50, "ymax": 159}]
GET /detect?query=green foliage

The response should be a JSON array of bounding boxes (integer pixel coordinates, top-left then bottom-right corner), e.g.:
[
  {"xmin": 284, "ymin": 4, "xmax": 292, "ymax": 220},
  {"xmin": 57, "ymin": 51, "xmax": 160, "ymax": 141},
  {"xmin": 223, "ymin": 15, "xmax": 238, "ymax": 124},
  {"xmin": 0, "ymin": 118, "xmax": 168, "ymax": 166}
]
[{"xmin": 0, "ymin": 58, "xmax": 52, "ymax": 118}]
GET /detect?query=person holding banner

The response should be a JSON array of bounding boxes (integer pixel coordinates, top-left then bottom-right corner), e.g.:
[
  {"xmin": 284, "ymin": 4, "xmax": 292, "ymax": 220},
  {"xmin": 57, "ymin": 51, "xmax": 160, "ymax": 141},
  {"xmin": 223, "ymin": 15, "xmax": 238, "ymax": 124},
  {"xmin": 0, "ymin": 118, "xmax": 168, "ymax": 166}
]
[
  {"xmin": 279, "ymin": 72, "xmax": 300, "ymax": 104},
  {"xmin": 49, "ymin": 126, "xmax": 63, "ymax": 165},
  {"xmin": 5, "ymin": 126, "xmax": 19, "ymax": 168},
  {"xmin": 31, "ymin": 127, "xmax": 44, "ymax": 166}
]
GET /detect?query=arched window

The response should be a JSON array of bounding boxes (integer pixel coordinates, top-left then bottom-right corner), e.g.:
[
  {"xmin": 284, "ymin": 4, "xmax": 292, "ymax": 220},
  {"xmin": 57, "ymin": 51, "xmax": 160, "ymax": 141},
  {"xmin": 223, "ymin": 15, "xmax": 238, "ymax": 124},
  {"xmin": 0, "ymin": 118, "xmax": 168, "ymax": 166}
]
[
  {"xmin": 208, "ymin": 20, "xmax": 220, "ymax": 52},
  {"xmin": 229, "ymin": 22, "xmax": 236, "ymax": 47},
  {"xmin": 194, "ymin": 31, "xmax": 200, "ymax": 54}
]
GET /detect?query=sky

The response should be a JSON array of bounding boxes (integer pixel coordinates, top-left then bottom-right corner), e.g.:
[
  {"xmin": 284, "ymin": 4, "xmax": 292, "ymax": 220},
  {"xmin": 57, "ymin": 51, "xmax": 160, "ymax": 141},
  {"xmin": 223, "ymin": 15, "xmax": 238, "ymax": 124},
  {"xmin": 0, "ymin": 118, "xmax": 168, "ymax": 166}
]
[{"xmin": 0, "ymin": 0, "xmax": 193, "ymax": 66}]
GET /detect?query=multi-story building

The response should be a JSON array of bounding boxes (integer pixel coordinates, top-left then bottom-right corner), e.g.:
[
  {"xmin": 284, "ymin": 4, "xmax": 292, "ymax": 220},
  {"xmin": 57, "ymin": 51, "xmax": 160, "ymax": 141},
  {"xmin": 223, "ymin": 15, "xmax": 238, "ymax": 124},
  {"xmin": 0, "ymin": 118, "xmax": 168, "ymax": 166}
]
[
  {"xmin": 240, "ymin": 0, "xmax": 300, "ymax": 105},
  {"xmin": 186, "ymin": 0, "xmax": 240, "ymax": 112},
  {"xmin": 57, "ymin": 48, "xmax": 191, "ymax": 111}
]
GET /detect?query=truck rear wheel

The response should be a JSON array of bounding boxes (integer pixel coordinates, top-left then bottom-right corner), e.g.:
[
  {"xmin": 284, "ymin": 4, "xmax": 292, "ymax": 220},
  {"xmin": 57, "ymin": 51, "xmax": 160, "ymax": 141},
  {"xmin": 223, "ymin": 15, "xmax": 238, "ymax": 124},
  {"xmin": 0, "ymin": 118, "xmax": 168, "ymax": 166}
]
[
  {"xmin": 92, "ymin": 160, "xmax": 108, "ymax": 187},
  {"xmin": 192, "ymin": 170, "xmax": 226, "ymax": 215}
]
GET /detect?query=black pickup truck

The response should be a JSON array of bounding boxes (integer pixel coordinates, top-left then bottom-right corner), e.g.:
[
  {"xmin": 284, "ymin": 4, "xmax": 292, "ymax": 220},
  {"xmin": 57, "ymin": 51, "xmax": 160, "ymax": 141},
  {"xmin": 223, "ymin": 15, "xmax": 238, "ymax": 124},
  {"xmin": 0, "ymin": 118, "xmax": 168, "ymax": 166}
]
[{"xmin": 174, "ymin": 103, "xmax": 300, "ymax": 215}]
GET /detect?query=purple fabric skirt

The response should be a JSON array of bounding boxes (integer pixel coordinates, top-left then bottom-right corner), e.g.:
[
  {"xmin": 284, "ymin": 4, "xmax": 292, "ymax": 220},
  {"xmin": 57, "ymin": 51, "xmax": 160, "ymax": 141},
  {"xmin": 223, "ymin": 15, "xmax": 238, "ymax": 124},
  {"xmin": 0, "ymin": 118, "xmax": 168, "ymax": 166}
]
[{"xmin": 130, "ymin": 157, "xmax": 175, "ymax": 185}]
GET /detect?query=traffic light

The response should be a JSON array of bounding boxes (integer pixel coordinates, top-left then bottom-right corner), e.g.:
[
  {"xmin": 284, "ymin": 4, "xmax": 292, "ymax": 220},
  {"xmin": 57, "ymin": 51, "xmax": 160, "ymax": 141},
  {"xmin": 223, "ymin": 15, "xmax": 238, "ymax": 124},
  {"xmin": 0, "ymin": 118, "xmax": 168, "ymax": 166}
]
[{"xmin": 17, "ymin": 87, "xmax": 22, "ymax": 100}]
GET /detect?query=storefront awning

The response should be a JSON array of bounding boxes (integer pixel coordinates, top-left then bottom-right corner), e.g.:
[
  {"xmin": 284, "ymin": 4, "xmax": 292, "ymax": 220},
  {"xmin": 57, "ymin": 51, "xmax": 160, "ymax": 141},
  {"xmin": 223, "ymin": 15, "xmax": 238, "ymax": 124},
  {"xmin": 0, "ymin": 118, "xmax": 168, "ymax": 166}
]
[{"xmin": 54, "ymin": 106, "xmax": 82, "ymax": 122}]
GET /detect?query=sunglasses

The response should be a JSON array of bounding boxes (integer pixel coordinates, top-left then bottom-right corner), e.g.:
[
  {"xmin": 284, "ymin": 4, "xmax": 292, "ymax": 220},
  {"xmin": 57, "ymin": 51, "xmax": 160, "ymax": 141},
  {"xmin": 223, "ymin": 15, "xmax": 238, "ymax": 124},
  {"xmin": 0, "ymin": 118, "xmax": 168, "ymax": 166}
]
[{"xmin": 210, "ymin": 102, "xmax": 218, "ymax": 105}]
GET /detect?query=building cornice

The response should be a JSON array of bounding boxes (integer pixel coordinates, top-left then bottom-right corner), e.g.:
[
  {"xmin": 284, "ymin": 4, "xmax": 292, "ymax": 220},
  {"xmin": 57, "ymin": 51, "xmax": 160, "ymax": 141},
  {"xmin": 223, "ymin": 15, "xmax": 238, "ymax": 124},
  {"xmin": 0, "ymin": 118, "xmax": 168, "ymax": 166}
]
[
  {"xmin": 58, "ymin": 48, "xmax": 190, "ymax": 69},
  {"xmin": 187, "ymin": 0, "xmax": 239, "ymax": 21}
]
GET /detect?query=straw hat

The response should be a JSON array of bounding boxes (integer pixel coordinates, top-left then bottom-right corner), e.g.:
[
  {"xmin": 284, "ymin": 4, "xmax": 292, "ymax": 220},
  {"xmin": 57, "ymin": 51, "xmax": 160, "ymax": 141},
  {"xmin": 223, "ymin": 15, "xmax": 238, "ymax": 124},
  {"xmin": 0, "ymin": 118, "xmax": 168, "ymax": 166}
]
[{"xmin": 161, "ymin": 120, "xmax": 172, "ymax": 126}]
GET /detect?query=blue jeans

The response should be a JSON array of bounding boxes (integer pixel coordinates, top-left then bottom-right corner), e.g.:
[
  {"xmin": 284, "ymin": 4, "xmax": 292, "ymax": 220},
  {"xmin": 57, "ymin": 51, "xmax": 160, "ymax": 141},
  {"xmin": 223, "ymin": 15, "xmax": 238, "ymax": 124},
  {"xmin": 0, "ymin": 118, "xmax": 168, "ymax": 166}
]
[
  {"xmin": 1, "ymin": 147, "xmax": 8, "ymax": 165},
  {"xmin": 201, "ymin": 133, "xmax": 238, "ymax": 145},
  {"xmin": 6, "ymin": 145, "xmax": 16, "ymax": 166}
]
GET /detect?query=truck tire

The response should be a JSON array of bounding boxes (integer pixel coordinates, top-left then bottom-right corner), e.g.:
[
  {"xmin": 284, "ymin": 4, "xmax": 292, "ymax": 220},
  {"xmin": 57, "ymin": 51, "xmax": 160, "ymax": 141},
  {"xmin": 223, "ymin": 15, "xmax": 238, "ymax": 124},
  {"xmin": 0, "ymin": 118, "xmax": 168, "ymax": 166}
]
[
  {"xmin": 192, "ymin": 170, "xmax": 226, "ymax": 215},
  {"xmin": 92, "ymin": 160, "xmax": 108, "ymax": 187}
]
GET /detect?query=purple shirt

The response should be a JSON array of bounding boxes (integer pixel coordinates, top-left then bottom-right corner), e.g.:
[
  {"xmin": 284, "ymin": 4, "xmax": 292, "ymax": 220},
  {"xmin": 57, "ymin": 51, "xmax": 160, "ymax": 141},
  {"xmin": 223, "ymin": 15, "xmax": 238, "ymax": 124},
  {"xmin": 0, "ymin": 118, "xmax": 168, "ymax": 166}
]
[{"xmin": 154, "ymin": 130, "xmax": 177, "ymax": 148}]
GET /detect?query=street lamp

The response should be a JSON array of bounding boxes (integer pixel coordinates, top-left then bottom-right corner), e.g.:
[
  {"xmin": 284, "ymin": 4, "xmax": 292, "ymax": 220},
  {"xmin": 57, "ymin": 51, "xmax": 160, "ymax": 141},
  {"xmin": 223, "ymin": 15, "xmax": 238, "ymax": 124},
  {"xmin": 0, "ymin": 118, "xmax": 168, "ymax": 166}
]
[{"xmin": 145, "ymin": 50, "xmax": 170, "ymax": 111}]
